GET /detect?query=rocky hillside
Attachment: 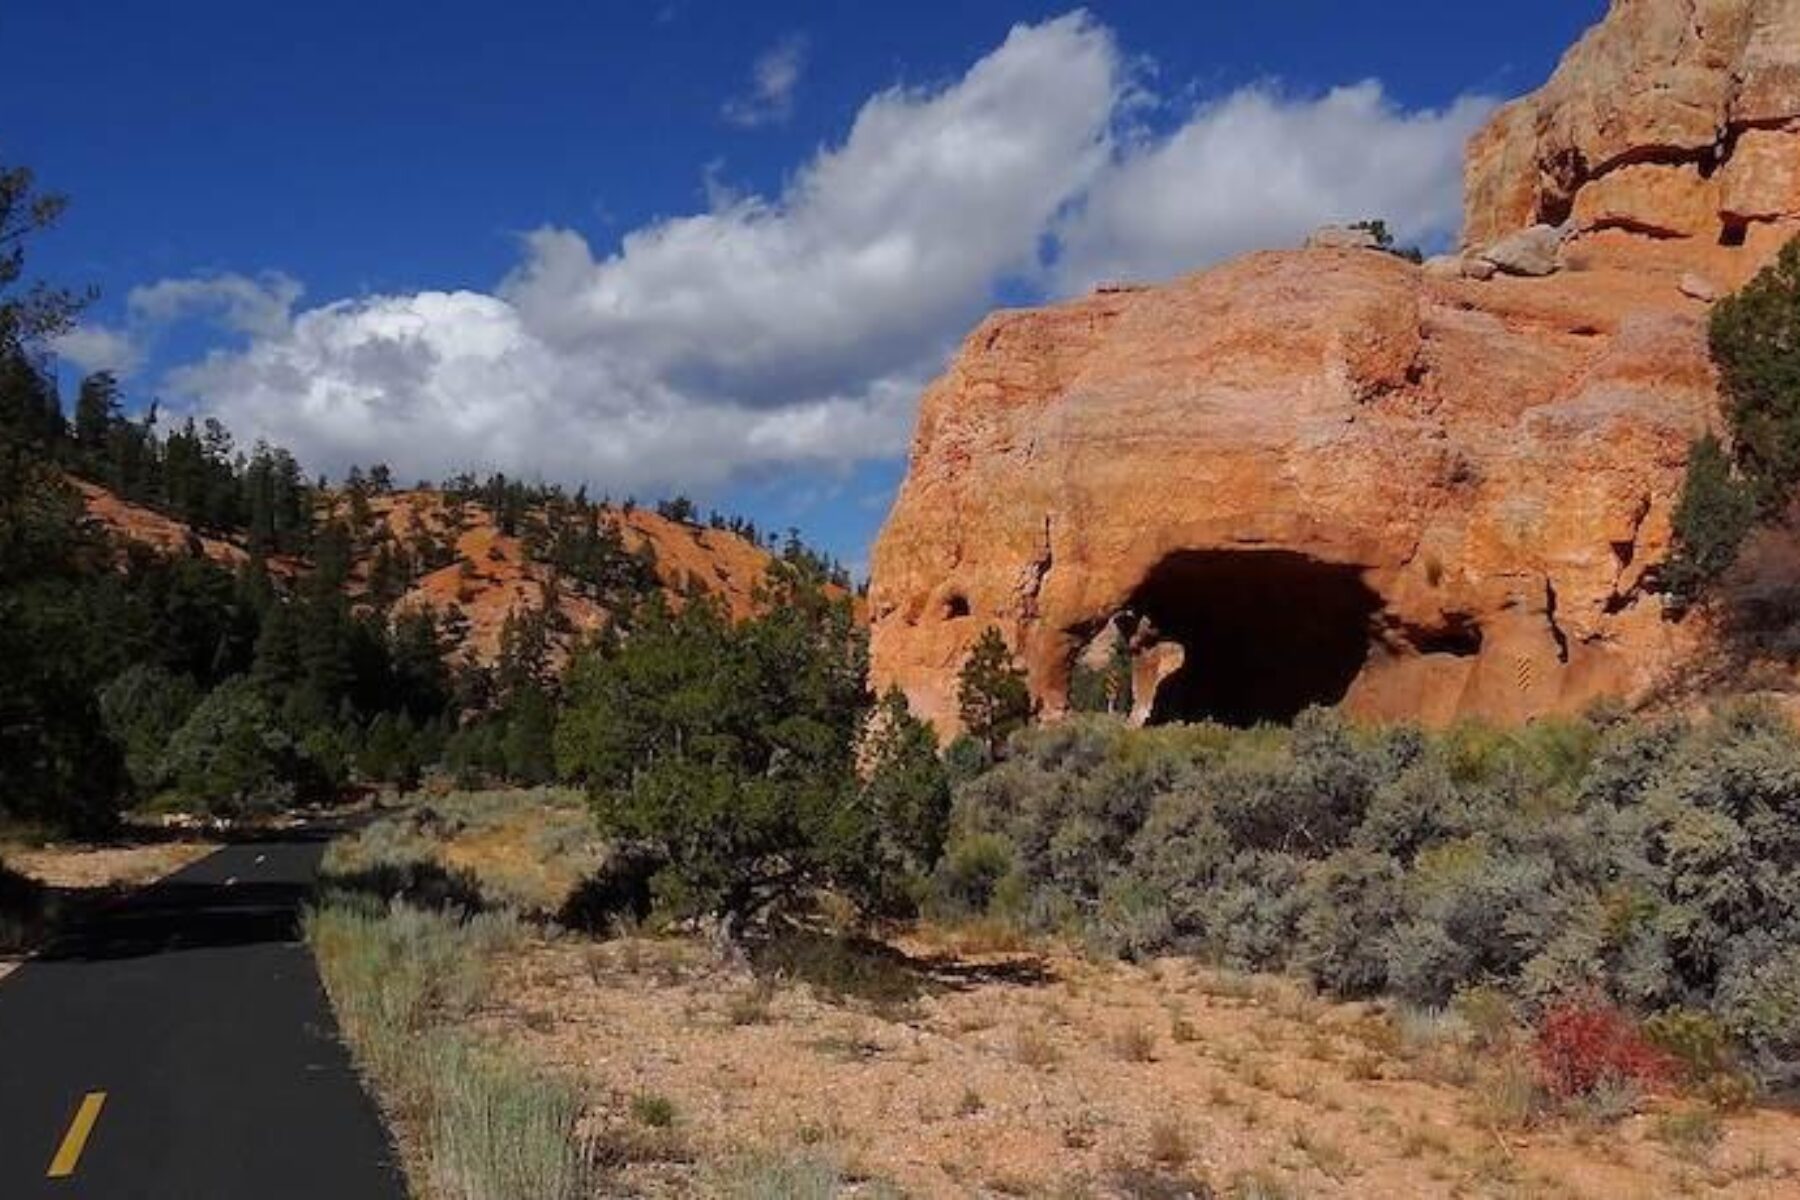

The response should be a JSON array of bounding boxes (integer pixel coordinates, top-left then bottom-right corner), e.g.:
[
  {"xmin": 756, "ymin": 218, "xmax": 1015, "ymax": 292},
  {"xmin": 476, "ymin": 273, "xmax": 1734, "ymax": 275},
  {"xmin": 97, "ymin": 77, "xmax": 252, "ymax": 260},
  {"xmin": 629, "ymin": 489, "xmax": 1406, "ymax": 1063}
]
[
  {"xmin": 869, "ymin": 0, "xmax": 1800, "ymax": 736},
  {"xmin": 79, "ymin": 480, "xmax": 787, "ymax": 668}
]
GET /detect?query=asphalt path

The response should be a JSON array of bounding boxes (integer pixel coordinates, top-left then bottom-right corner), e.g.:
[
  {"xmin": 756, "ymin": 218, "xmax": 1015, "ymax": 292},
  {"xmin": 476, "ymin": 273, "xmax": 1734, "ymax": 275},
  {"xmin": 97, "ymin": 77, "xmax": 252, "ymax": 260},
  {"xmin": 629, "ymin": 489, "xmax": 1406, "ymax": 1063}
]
[{"xmin": 0, "ymin": 831, "xmax": 405, "ymax": 1198}]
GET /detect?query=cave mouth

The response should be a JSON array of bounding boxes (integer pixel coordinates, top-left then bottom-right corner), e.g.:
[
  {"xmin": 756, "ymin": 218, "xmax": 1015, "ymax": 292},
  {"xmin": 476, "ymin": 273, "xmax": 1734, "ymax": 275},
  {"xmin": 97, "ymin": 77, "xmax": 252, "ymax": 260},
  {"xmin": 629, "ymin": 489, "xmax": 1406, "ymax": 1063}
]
[{"xmin": 1130, "ymin": 549, "xmax": 1382, "ymax": 728}]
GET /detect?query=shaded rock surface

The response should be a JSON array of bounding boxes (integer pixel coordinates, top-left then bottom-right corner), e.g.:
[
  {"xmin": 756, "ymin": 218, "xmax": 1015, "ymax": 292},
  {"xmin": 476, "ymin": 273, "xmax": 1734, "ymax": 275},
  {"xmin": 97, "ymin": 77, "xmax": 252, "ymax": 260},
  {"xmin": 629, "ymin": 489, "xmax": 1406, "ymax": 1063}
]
[{"xmin": 869, "ymin": 0, "xmax": 1800, "ymax": 736}]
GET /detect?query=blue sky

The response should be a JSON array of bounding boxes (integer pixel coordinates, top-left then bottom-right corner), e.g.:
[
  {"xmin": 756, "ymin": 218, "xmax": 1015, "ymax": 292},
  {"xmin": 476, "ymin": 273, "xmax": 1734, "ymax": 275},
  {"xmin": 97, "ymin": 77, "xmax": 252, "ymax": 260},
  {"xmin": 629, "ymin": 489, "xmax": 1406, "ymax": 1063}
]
[{"xmin": 5, "ymin": 1, "xmax": 1603, "ymax": 572}]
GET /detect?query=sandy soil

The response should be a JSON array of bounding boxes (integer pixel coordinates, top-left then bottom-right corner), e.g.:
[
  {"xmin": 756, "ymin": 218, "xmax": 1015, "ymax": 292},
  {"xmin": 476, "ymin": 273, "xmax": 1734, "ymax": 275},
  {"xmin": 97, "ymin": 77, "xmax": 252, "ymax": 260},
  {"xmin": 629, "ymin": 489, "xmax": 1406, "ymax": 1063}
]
[
  {"xmin": 465, "ymin": 929, "xmax": 1800, "ymax": 1199},
  {"xmin": 2, "ymin": 839, "xmax": 217, "ymax": 891}
]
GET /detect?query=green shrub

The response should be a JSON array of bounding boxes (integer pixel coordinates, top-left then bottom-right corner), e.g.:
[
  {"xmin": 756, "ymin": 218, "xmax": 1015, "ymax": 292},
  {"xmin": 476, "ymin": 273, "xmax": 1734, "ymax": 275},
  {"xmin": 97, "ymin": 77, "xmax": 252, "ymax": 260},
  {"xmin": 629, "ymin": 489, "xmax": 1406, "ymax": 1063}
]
[
  {"xmin": 1206, "ymin": 851, "xmax": 1307, "ymax": 971},
  {"xmin": 938, "ymin": 705, "xmax": 1800, "ymax": 1088},
  {"xmin": 629, "ymin": 1092, "xmax": 676, "ymax": 1128},
  {"xmin": 161, "ymin": 677, "xmax": 330, "ymax": 815},
  {"xmin": 928, "ymin": 832, "xmax": 1016, "ymax": 920},
  {"xmin": 1709, "ymin": 236, "xmax": 1800, "ymax": 514},
  {"xmin": 1642, "ymin": 1008, "xmax": 1753, "ymax": 1099},
  {"xmin": 1666, "ymin": 435, "xmax": 1757, "ymax": 604},
  {"xmin": 941, "ymin": 733, "xmax": 992, "ymax": 785},
  {"xmin": 1716, "ymin": 943, "xmax": 1800, "ymax": 1088},
  {"xmin": 1296, "ymin": 849, "xmax": 1404, "ymax": 996}
]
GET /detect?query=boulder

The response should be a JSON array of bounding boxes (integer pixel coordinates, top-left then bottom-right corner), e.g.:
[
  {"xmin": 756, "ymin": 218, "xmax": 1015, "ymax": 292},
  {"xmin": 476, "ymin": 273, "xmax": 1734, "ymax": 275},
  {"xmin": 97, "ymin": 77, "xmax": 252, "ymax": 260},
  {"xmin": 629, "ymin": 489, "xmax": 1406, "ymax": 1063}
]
[
  {"xmin": 1422, "ymin": 255, "xmax": 1466, "ymax": 280},
  {"xmin": 1679, "ymin": 273, "xmax": 1720, "ymax": 302},
  {"xmin": 1306, "ymin": 225, "xmax": 1382, "ymax": 252},
  {"xmin": 1476, "ymin": 224, "xmax": 1566, "ymax": 277}
]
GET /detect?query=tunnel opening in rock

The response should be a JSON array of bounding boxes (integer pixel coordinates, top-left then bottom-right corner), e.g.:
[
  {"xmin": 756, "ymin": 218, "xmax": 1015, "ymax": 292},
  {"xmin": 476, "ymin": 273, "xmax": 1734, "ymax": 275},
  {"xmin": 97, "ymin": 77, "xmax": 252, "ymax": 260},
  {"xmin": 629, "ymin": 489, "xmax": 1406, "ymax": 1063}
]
[{"xmin": 1129, "ymin": 550, "xmax": 1382, "ymax": 727}]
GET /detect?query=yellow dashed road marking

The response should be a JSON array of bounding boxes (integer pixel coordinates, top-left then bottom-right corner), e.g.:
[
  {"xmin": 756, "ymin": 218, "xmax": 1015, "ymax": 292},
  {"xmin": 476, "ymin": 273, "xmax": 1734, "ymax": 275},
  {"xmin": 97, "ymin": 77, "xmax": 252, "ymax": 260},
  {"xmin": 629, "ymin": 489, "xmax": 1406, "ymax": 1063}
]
[{"xmin": 46, "ymin": 1090, "xmax": 106, "ymax": 1178}]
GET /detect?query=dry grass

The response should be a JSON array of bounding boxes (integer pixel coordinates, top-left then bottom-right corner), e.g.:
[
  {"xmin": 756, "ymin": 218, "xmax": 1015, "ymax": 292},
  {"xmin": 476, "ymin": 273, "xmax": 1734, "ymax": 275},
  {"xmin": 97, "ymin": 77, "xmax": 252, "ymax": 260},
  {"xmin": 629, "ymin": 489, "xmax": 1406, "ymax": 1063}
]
[
  {"xmin": 304, "ymin": 897, "xmax": 599, "ymax": 1200},
  {"xmin": 1, "ymin": 836, "xmax": 216, "ymax": 891},
  {"xmin": 1114, "ymin": 1021, "xmax": 1158, "ymax": 1063},
  {"xmin": 1146, "ymin": 1118, "xmax": 1191, "ymax": 1167},
  {"xmin": 1015, "ymin": 1021, "xmax": 1063, "ymax": 1069},
  {"xmin": 309, "ymin": 792, "xmax": 1800, "ymax": 1200}
]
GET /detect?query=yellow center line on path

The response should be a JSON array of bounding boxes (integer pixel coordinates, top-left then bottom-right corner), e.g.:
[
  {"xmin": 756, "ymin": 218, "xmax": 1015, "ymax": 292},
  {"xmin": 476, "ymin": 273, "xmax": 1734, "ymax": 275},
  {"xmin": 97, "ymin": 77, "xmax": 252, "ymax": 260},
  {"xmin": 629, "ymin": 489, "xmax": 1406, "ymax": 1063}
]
[{"xmin": 46, "ymin": 1090, "xmax": 106, "ymax": 1178}]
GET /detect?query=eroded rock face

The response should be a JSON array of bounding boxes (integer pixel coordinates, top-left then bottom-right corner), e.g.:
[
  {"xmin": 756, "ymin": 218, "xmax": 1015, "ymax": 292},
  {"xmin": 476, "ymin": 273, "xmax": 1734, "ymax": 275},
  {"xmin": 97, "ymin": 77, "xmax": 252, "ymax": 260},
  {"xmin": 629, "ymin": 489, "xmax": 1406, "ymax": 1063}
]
[
  {"xmin": 868, "ymin": 0, "xmax": 1800, "ymax": 736},
  {"xmin": 1464, "ymin": 0, "xmax": 1800, "ymax": 267}
]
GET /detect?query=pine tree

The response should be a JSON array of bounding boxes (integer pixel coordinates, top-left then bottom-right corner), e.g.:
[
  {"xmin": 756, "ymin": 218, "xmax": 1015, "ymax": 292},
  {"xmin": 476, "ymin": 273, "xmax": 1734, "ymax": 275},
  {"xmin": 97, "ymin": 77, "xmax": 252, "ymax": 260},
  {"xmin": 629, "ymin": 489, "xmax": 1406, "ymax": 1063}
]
[
  {"xmin": 957, "ymin": 626, "xmax": 1033, "ymax": 755},
  {"xmin": 1667, "ymin": 434, "xmax": 1758, "ymax": 604},
  {"xmin": 855, "ymin": 687, "xmax": 951, "ymax": 915},
  {"xmin": 1711, "ymin": 236, "xmax": 1800, "ymax": 513},
  {"xmin": 389, "ymin": 607, "xmax": 450, "ymax": 720},
  {"xmin": 0, "ymin": 163, "xmax": 90, "ymax": 350},
  {"xmin": 73, "ymin": 370, "xmax": 120, "ymax": 464},
  {"xmin": 501, "ymin": 684, "xmax": 557, "ymax": 785}
]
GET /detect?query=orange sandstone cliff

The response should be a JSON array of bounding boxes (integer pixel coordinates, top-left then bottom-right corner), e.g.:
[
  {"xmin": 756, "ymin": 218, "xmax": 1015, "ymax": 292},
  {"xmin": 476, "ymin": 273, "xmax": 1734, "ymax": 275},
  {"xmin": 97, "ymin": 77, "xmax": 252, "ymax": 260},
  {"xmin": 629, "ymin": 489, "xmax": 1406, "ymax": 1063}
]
[{"xmin": 868, "ymin": 0, "xmax": 1800, "ymax": 735}]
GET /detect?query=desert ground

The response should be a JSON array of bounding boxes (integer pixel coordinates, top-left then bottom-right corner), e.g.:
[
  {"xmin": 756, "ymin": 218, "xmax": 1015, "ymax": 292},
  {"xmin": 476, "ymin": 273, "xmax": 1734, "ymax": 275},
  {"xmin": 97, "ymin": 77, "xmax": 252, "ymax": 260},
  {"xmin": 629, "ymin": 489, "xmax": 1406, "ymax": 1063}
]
[{"xmin": 315, "ymin": 790, "xmax": 1800, "ymax": 1200}]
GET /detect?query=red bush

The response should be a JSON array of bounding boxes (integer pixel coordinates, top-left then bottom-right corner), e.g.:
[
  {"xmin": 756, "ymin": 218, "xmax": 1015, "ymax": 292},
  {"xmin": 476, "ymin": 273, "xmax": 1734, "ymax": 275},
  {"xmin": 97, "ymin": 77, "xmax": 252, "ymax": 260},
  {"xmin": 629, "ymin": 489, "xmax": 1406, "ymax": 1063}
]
[{"xmin": 1534, "ymin": 997, "xmax": 1673, "ymax": 1099}]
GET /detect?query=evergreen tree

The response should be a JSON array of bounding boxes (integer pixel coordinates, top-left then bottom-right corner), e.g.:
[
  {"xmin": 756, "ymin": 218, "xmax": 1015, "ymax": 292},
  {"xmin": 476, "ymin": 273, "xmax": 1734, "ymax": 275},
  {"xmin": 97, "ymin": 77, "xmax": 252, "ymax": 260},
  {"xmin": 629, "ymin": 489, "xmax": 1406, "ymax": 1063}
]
[
  {"xmin": 557, "ymin": 567, "xmax": 876, "ymax": 930},
  {"xmin": 73, "ymin": 370, "xmax": 121, "ymax": 463},
  {"xmin": 957, "ymin": 626, "xmax": 1033, "ymax": 754},
  {"xmin": 855, "ymin": 687, "xmax": 952, "ymax": 915},
  {"xmin": 389, "ymin": 607, "xmax": 451, "ymax": 720},
  {"xmin": 0, "ymin": 163, "xmax": 90, "ymax": 349},
  {"xmin": 501, "ymin": 684, "xmax": 557, "ymax": 785},
  {"xmin": 1667, "ymin": 434, "xmax": 1757, "ymax": 604},
  {"xmin": 496, "ymin": 601, "xmax": 556, "ymax": 698},
  {"xmin": 1711, "ymin": 237, "xmax": 1800, "ymax": 513}
]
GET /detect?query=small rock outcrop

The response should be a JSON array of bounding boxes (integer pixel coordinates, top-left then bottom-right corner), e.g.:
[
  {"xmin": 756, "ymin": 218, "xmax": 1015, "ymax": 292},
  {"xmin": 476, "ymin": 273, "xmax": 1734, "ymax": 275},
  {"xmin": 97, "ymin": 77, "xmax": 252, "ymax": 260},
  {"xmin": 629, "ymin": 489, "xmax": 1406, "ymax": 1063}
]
[
  {"xmin": 1475, "ymin": 224, "xmax": 1567, "ymax": 277},
  {"xmin": 867, "ymin": 0, "xmax": 1800, "ymax": 737},
  {"xmin": 1306, "ymin": 225, "xmax": 1383, "ymax": 252}
]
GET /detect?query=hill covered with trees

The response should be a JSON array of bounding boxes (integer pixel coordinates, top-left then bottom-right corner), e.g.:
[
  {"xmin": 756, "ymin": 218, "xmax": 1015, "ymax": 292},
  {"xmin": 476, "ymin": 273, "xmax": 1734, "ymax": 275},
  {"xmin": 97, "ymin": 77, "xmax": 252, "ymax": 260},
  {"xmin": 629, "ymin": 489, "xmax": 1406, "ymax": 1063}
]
[{"xmin": 0, "ymin": 161, "xmax": 857, "ymax": 835}]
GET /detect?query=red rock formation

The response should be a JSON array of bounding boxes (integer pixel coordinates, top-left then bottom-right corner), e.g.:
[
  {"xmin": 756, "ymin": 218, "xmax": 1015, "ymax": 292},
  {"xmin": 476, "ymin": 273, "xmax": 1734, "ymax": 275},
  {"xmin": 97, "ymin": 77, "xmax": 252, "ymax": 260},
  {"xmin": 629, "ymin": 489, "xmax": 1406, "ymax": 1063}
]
[
  {"xmin": 375, "ymin": 491, "xmax": 780, "ymax": 667},
  {"xmin": 75, "ymin": 480, "xmax": 304, "ymax": 579},
  {"xmin": 868, "ymin": 0, "xmax": 1800, "ymax": 735},
  {"xmin": 80, "ymin": 481, "xmax": 784, "ymax": 670},
  {"xmin": 1465, "ymin": 0, "xmax": 1800, "ymax": 261}
]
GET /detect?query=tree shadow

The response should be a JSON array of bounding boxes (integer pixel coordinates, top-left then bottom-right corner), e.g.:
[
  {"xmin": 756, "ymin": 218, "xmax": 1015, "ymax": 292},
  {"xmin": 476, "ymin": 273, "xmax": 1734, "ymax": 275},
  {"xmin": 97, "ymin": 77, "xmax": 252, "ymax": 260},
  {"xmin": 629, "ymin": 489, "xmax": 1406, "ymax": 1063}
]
[
  {"xmin": 316, "ymin": 858, "xmax": 490, "ymax": 915},
  {"xmin": 747, "ymin": 926, "xmax": 1057, "ymax": 1010},
  {"xmin": 555, "ymin": 848, "xmax": 659, "ymax": 934},
  {"xmin": 33, "ymin": 877, "xmax": 318, "ymax": 962}
]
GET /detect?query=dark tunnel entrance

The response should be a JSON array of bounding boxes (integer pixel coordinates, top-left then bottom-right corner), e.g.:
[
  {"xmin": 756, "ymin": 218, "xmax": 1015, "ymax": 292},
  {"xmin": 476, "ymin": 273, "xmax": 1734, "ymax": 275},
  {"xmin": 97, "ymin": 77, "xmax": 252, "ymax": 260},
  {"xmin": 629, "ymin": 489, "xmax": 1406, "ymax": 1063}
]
[{"xmin": 1129, "ymin": 550, "xmax": 1382, "ymax": 727}]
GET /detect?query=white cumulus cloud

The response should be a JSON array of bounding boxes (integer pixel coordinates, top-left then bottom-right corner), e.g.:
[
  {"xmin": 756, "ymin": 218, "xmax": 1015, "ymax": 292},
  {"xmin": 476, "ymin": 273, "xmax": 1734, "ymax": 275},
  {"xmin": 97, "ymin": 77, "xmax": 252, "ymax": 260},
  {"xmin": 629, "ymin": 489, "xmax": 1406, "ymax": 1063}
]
[
  {"xmin": 168, "ymin": 13, "xmax": 1120, "ymax": 491},
  {"xmin": 1055, "ymin": 82, "xmax": 1494, "ymax": 291},
  {"xmin": 723, "ymin": 33, "xmax": 810, "ymax": 128},
  {"xmin": 51, "ymin": 324, "xmax": 144, "ymax": 376},
  {"xmin": 152, "ymin": 13, "xmax": 1493, "ymax": 497},
  {"xmin": 49, "ymin": 271, "xmax": 304, "ymax": 381},
  {"xmin": 129, "ymin": 271, "xmax": 303, "ymax": 338}
]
